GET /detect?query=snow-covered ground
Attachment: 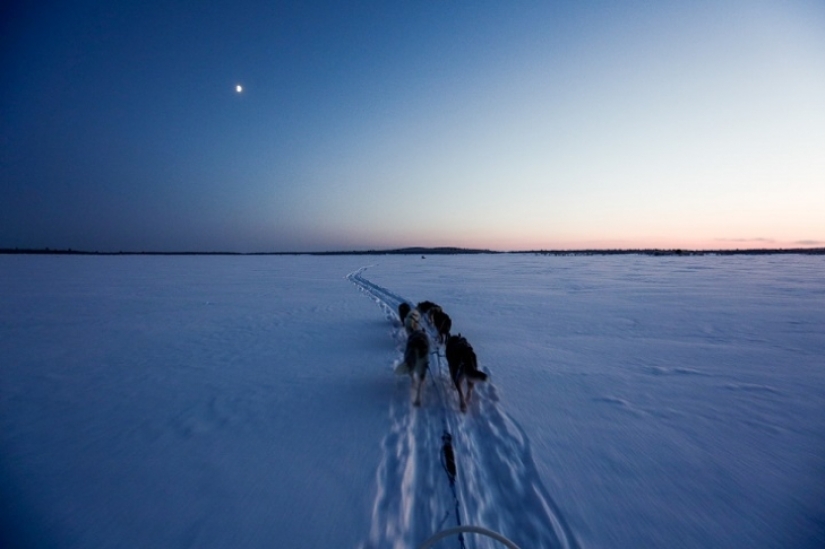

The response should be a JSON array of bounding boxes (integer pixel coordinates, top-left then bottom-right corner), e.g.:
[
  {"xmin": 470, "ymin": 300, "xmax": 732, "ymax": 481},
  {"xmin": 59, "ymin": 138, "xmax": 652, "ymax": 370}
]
[{"xmin": 1, "ymin": 254, "xmax": 823, "ymax": 548}]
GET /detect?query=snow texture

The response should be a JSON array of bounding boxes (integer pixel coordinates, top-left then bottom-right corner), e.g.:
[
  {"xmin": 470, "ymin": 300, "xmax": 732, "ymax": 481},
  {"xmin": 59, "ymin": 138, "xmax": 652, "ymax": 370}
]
[{"xmin": 1, "ymin": 254, "xmax": 824, "ymax": 548}]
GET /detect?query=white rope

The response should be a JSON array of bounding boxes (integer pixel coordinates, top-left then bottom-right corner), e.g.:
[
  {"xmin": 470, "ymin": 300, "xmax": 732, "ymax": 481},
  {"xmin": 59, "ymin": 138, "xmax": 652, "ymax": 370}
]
[{"xmin": 418, "ymin": 525, "xmax": 522, "ymax": 549}]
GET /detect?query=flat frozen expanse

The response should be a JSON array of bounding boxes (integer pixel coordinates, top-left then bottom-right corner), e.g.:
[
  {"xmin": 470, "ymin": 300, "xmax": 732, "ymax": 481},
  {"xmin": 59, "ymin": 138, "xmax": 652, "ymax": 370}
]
[{"xmin": 1, "ymin": 254, "xmax": 824, "ymax": 548}]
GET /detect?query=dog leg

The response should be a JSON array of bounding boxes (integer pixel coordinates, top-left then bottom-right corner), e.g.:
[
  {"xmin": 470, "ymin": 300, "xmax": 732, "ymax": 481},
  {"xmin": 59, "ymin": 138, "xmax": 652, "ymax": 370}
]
[
  {"xmin": 413, "ymin": 374, "xmax": 423, "ymax": 407},
  {"xmin": 451, "ymin": 375, "xmax": 465, "ymax": 412},
  {"xmin": 408, "ymin": 372, "xmax": 416, "ymax": 406}
]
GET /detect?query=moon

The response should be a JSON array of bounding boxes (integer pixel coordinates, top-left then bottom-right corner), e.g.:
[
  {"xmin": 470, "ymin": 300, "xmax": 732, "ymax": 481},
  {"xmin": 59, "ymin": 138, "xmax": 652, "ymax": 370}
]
[{"xmin": 235, "ymin": 84, "xmax": 243, "ymax": 93}]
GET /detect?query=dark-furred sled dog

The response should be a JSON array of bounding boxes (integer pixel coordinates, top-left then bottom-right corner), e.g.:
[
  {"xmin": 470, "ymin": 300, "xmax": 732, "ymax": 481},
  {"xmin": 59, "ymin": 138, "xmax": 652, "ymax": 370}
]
[
  {"xmin": 395, "ymin": 331, "xmax": 429, "ymax": 406},
  {"xmin": 445, "ymin": 334, "xmax": 488, "ymax": 412},
  {"xmin": 398, "ymin": 302, "xmax": 411, "ymax": 325},
  {"xmin": 430, "ymin": 309, "xmax": 452, "ymax": 343},
  {"xmin": 416, "ymin": 300, "xmax": 441, "ymax": 318},
  {"xmin": 416, "ymin": 300, "xmax": 450, "ymax": 343}
]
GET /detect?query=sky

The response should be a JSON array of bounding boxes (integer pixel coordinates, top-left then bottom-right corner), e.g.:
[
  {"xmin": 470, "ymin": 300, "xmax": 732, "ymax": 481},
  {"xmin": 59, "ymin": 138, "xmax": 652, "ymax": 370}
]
[{"xmin": 2, "ymin": 0, "xmax": 824, "ymax": 252}]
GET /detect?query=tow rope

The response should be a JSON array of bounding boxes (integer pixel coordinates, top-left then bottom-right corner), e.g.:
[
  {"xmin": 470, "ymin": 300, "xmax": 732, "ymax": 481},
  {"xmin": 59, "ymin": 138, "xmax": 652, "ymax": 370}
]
[
  {"xmin": 429, "ymin": 343, "xmax": 467, "ymax": 549},
  {"xmin": 440, "ymin": 432, "xmax": 466, "ymax": 549},
  {"xmin": 441, "ymin": 432, "xmax": 457, "ymax": 481},
  {"xmin": 425, "ymin": 330, "xmax": 522, "ymax": 549}
]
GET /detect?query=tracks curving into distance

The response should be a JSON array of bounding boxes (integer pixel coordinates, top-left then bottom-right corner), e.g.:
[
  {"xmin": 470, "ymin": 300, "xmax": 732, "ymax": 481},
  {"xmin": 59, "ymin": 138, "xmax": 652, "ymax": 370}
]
[{"xmin": 348, "ymin": 267, "xmax": 579, "ymax": 549}]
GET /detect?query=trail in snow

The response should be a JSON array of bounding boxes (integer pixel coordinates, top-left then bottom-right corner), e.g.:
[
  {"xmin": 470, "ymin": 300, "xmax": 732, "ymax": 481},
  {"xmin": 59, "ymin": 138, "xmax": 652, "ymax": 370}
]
[{"xmin": 348, "ymin": 267, "xmax": 579, "ymax": 549}]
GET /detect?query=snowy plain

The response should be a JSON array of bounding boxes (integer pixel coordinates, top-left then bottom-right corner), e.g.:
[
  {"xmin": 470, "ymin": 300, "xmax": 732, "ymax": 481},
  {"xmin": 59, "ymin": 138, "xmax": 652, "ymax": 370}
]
[{"xmin": 1, "ymin": 253, "xmax": 823, "ymax": 548}]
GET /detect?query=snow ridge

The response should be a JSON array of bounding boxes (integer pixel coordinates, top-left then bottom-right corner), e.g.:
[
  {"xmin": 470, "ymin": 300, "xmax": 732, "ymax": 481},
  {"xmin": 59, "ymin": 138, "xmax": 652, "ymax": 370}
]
[{"xmin": 348, "ymin": 268, "xmax": 579, "ymax": 549}]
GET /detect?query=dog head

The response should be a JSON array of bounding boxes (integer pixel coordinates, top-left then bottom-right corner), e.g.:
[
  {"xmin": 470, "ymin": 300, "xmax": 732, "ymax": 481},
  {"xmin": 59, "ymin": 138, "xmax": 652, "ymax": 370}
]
[
  {"xmin": 432, "ymin": 310, "xmax": 452, "ymax": 335},
  {"xmin": 398, "ymin": 302, "xmax": 411, "ymax": 323},
  {"xmin": 416, "ymin": 301, "xmax": 440, "ymax": 315}
]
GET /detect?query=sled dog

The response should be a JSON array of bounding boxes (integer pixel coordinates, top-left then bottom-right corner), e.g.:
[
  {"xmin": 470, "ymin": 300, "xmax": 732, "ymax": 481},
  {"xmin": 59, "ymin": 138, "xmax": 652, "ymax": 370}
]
[
  {"xmin": 395, "ymin": 331, "xmax": 430, "ymax": 406},
  {"xmin": 430, "ymin": 309, "xmax": 452, "ymax": 344},
  {"xmin": 445, "ymin": 334, "xmax": 488, "ymax": 412},
  {"xmin": 415, "ymin": 301, "xmax": 441, "ymax": 317},
  {"xmin": 404, "ymin": 308, "xmax": 422, "ymax": 335},
  {"xmin": 398, "ymin": 302, "xmax": 411, "ymax": 325}
]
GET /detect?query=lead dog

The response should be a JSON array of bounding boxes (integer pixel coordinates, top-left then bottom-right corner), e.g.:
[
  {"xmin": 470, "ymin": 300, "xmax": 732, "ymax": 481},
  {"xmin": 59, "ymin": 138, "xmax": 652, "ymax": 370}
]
[
  {"xmin": 398, "ymin": 302, "xmax": 411, "ymax": 325},
  {"xmin": 430, "ymin": 309, "xmax": 452, "ymax": 344},
  {"xmin": 416, "ymin": 301, "xmax": 441, "ymax": 319},
  {"xmin": 416, "ymin": 300, "xmax": 450, "ymax": 342},
  {"xmin": 445, "ymin": 334, "xmax": 488, "ymax": 412},
  {"xmin": 395, "ymin": 331, "xmax": 430, "ymax": 406}
]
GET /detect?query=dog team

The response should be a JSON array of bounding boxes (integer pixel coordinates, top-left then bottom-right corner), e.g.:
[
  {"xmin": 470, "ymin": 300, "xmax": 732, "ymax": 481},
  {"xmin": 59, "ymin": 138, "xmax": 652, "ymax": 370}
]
[{"xmin": 395, "ymin": 300, "xmax": 488, "ymax": 412}]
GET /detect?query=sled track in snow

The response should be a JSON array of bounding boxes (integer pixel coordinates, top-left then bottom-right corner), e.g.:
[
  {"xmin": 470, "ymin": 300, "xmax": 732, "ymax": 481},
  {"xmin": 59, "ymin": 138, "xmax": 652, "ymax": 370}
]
[{"xmin": 348, "ymin": 267, "xmax": 579, "ymax": 549}]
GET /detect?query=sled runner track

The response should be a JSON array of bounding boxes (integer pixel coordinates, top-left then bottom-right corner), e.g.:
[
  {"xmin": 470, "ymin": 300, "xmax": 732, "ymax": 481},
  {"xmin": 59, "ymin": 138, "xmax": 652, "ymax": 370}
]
[
  {"xmin": 348, "ymin": 267, "xmax": 580, "ymax": 549},
  {"xmin": 349, "ymin": 267, "xmax": 407, "ymax": 313}
]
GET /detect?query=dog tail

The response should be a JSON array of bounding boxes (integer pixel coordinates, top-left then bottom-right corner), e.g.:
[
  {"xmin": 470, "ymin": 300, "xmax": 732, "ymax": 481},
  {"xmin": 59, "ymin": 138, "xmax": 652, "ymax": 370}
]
[{"xmin": 468, "ymin": 370, "xmax": 488, "ymax": 382}]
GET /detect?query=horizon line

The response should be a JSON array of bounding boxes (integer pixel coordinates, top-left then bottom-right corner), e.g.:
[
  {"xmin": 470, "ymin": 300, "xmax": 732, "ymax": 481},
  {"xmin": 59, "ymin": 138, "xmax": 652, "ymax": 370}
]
[{"xmin": 2, "ymin": 246, "xmax": 824, "ymax": 256}]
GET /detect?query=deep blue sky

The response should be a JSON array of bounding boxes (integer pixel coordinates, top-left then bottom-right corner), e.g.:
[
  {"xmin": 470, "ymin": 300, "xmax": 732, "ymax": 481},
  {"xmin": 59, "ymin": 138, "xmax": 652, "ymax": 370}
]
[{"xmin": 3, "ymin": 1, "xmax": 824, "ymax": 252}]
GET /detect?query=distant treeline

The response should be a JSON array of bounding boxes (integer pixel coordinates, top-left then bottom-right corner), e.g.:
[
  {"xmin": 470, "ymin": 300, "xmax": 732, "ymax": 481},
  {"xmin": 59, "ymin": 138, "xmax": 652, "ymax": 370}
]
[
  {"xmin": 2, "ymin": 246, "xmax": 824, "ymax": 256},
  {"xmin": 0, "ymin": 246, "xmax": 492, "ymax": 256},
  {"xmin": 527, "ymin": 248, "xmax": 825, "ymax": 256}
]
